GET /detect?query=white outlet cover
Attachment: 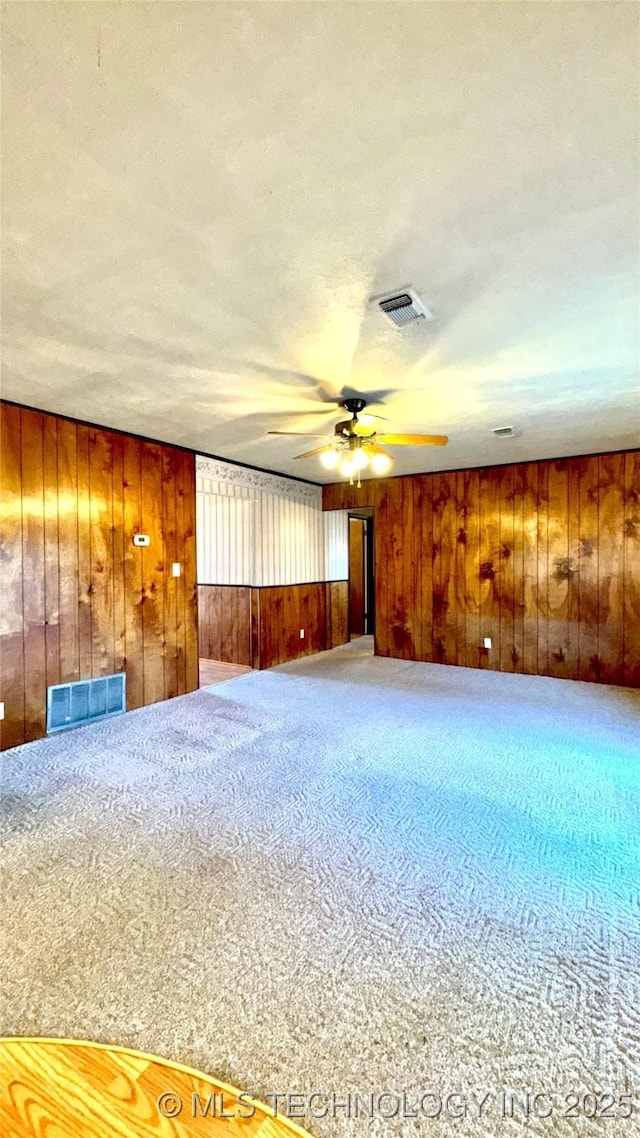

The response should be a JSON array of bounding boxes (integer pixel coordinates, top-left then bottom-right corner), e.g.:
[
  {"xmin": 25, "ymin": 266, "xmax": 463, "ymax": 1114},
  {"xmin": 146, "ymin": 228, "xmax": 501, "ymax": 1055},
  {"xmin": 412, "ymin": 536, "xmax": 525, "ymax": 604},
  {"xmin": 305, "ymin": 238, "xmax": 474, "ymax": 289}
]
[
  {"xmin": 0, "ymin": 702, "xmax": 4, "ymax": 721},
  {"xmin": 299, "ymin": 629, "xmax": 305, "ymax": 638},
  {"xmin": 483, "ymin": 637, "xmax": 492, "ymax": 649}
]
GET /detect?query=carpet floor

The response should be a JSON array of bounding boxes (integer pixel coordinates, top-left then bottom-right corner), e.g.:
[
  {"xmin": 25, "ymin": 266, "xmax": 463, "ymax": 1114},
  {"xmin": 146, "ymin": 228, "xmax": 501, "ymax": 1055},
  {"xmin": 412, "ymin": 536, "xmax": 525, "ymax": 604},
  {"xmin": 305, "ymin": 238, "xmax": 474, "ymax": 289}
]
[{"xmin": 2, "ymin": 642, "xmax": 639, "ymax": 1137}]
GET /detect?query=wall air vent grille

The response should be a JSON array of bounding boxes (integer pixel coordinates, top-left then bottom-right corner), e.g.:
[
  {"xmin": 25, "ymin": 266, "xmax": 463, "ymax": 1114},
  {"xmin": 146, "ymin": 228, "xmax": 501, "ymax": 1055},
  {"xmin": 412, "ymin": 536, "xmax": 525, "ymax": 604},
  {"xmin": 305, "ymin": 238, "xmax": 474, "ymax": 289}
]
[
  {"xmin": 47, "ymin": 673, "xmax": 126, "ymax": 733},
  {"xmin": 370, "ymin": 287, "xmax": 434, "ymax": 328}
]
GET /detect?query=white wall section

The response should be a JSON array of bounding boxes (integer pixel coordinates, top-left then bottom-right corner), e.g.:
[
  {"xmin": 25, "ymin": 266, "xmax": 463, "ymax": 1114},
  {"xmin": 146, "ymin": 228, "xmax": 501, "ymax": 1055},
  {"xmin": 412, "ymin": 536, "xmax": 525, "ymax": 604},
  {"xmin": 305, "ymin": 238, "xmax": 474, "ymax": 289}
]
[
  {"xmin": 196, "ymin": 485, "xmax": 254, "ymax": 585},
  {"xmin": 324, "ymin": 510, "xmax": 350, "ymax": 581},
  {"xmin": 196, "ymin": 457, "xmax": 340, "ymax": 586}
]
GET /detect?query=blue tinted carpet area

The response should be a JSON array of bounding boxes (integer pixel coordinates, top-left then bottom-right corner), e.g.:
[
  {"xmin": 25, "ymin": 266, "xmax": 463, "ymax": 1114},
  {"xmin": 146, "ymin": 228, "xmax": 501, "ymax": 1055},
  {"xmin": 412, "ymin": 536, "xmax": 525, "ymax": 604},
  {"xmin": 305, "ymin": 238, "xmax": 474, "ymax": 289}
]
[{"xmin": 2, "ymin": 640, "xmax": 639, "ymax": 1136}]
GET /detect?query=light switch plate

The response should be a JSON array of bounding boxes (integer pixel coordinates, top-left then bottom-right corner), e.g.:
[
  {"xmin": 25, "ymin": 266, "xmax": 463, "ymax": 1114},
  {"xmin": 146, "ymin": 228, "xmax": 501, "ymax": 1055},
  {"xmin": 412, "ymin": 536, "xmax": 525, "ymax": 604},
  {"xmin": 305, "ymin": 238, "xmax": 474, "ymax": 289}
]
[{"xmin": 171, "ymin": 563, "xmax": 181, "ymax": 577}]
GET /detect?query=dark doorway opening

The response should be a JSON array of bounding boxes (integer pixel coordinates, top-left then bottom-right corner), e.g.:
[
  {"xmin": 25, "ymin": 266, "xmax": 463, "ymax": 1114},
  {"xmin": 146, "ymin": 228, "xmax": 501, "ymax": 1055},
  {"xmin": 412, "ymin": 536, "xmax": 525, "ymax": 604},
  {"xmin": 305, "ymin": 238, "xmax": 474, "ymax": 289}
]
[{"xmin": 348, "ymin": 511, "xmax": 375, "ymax": 637}]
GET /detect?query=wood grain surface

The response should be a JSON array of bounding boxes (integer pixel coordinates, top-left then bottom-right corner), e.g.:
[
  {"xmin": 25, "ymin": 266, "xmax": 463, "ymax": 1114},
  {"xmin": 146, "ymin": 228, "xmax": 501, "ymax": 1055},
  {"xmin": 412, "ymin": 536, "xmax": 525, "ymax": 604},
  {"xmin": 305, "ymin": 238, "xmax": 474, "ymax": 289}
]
[
  {"xmin": 348, "ymin": 519, "xmax": 366, "ymax": 637},
  {"xmin": 322, "ymin": 451, "xmax": 640, "ymax": 687},
  {"xmin": 197, "ymin": 582, "xmax": 349, "ymax": 670},
  {"xmin": 0, "ymin": 1038, "xmax": 313, "ymax": 1138},
  {"xmin": 197, "ymin": 586, "xmax": 252, "ymax": 666},
  {"xmin": 199, "ymin": 659, "xmax": 253, "ymax": 686},
  {"xmin": 325, "ymin": 581, "xmax": 348, "ymax": 649},
  {"xmin": 257, "ymin": 583, "xmax": 327, "ymax": 670},
  {"xmin": 0, "ymin": 403, "xmax": 199, "ymax": 749}
]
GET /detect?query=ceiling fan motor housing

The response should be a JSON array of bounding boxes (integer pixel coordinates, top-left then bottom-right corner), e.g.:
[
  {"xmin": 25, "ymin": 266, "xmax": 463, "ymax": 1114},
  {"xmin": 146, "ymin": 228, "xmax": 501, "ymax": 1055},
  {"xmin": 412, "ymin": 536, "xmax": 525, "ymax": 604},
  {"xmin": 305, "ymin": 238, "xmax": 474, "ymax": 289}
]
[{"xmin": 342, "ymin": 397, "xmax": 367, "ymax": 416}]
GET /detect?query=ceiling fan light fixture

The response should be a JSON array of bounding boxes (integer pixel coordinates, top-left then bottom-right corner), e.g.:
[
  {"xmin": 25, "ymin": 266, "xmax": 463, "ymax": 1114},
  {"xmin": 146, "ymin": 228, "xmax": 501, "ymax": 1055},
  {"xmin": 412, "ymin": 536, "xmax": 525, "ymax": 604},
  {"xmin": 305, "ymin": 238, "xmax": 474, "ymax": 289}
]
[
  {"xmin": 319, "ymin": 447, "xmax": 340, "ymax": 469},
  {"xmin": 339, "ymin": 456, "xmax": 356, "ymax": 479},
  {"xmin": 352, "ymin": 447, "xmax": 369, "ymax": 471},
  {"xmin": 370, "ymin": 450, "xmax": 393, "ymax": 475}
]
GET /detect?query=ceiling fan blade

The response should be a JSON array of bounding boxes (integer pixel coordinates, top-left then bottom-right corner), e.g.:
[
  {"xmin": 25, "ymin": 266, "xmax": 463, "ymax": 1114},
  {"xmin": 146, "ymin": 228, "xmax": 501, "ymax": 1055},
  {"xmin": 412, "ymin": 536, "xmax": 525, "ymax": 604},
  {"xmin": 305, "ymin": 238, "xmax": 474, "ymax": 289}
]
[
  {"xmin": 267, "ymin": 430, "xmax": 333, "ymax": 438},
  {"xmin": 375, "ymin": 433, "xmax": 449, "ymax": 446},
  {"xmin": 293, "ymin": 444, "xmax": 340, "ymax": 460},
  {"xmin": 358, "ymin": 413, "xmax": 388, "ymax": 425},
  {"xmin": 361, "ymin": 442, "xmax": 390, "ymax": 456}
]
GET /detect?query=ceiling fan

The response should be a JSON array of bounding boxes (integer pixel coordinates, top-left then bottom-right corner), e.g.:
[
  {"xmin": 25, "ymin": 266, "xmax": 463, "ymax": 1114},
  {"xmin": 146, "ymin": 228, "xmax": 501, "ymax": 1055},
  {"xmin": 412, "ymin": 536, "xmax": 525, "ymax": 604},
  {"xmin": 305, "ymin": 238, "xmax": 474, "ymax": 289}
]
[{"xmin": 268, "ymin": 397, "xmax": 448, "ymax": 483}]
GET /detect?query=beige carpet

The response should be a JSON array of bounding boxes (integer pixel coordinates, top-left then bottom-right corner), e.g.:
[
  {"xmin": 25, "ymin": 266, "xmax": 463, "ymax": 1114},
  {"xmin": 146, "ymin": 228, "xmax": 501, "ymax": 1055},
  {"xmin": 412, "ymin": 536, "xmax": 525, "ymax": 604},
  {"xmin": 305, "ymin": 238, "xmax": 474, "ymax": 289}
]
[{"xmin": 2, "ymin": 641, "xmax": 639, "ymax": 1136}]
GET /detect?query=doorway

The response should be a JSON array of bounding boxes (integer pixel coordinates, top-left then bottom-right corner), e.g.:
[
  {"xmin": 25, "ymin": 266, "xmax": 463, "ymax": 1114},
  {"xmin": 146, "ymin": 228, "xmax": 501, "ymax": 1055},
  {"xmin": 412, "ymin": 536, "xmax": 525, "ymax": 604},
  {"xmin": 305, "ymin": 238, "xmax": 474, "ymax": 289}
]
[{"xmin": 348, "ymin": 511, "xmax": 375, "ymax": 638}]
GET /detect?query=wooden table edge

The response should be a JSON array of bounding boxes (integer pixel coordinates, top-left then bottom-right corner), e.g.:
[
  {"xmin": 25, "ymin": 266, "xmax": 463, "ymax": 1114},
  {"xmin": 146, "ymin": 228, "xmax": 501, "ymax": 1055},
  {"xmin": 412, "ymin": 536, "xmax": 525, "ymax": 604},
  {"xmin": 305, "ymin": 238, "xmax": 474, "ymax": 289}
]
[{"xmin": 0, "ymin": 1036, "xmax": 315, "ymax": 1138}]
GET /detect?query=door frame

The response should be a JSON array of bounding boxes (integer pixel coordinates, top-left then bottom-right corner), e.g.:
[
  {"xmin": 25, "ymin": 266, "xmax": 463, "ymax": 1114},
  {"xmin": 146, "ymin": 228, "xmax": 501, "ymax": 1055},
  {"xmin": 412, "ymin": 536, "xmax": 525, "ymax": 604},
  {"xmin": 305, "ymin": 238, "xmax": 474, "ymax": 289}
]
[{"xmin": 348, "ymin": 510, "xmax": 375, "ymax": 636}]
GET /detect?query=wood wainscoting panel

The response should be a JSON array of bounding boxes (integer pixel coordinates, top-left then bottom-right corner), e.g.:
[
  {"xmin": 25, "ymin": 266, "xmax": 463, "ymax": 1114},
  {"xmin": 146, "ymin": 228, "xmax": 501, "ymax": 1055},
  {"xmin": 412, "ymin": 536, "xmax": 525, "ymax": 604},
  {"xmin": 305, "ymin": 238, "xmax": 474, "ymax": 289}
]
[
  {"xmin": 197, "ymin": 581, "xmax": 340, "ymax": 672},
  {"xmin": 0, "ymin": 403, "xmax": 198, "ymax": 750},
  {"xmin": 322, "ymin": 449, "xmax": 639, "ymax": 687},
  {"xmin": 197, "ymin": 585, "xmax": 252, "ymax": 666},
  {"xmin": 250, "ymin": 588, "xmax": 261, "ymax": 669},
  {"xmin": 326, "ymin": 581, "xmax": 349, "ymax": 649},
  {"xmin": 258, "ymin": 583, "xmax": 327, "ymax": 670}
]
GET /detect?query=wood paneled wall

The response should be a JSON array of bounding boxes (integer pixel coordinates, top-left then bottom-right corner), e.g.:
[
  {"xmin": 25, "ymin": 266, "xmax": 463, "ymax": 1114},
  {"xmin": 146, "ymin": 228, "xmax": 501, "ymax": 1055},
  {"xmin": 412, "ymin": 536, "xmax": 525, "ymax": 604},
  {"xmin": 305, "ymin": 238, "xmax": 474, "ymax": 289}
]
[
  {"xmin": 0, "ymin": 403, "xmax": 198, "ymax": 750},
  {"xmin": 256, "ymin": 583, "xmax": 327, "ymax": 670},
  {"xmin": 197, "ymin": 585, "xmax": 252, "ymax": 666},
  {"xmin": 197, "ymin": 580, "xmax": 349, "ymax": 670},
  {"xmin": 326, "ymin": 581, "xmax": 349, "ymax": 649},
  {"xmin": 323, "ymin": 452, "xmax": 640, "ymax": 687},
  {"xmin": 349, "ymin": 517, "xmax": 366, "ymax": 636}
]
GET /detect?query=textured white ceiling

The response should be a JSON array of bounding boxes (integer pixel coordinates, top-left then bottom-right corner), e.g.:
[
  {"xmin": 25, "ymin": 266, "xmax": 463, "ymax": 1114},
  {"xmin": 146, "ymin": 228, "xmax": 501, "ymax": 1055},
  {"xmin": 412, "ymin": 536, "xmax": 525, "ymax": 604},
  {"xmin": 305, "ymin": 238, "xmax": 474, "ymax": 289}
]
[{"xmin": 2, "ymin": 1, "xmax": 638, "ymax": 481}]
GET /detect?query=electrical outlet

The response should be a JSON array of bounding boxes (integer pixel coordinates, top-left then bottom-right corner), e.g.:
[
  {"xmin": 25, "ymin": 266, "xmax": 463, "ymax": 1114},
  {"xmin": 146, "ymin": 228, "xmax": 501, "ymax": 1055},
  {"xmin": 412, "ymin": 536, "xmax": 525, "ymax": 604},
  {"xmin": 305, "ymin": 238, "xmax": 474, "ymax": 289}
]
[
  {"xmin": 483, "ymin": 637, "xmax": 492, "ymax": 649},
  {"xmin": 171, "ymin": 563, "xmax": 181, "ymax": 577},
  {"xmin": 299, "ymin": 629, "xmax": 305, "ymax": 639},
  {"xmin": 0, "ymin": 702, "xmax": 4, "ymax": 721}
]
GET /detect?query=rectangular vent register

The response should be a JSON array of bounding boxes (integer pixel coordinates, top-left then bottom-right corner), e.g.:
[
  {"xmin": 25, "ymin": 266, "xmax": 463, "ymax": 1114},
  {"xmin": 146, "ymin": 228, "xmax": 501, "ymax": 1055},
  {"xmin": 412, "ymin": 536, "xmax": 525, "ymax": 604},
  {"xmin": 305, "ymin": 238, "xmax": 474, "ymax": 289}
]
[{"xmin": 47, "ymin": 673, "xmax": 126, "ymax": 733}]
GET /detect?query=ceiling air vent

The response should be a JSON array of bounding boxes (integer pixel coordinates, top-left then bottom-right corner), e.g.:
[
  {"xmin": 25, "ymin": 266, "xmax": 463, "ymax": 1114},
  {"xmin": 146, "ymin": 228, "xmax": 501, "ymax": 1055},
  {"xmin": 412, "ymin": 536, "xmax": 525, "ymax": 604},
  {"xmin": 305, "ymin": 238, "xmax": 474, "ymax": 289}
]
[
  {"xmin": 491, "ymin": 426, "xmax": 518, "ymax": 438},
  {"xmin": 370, "ymin": 287, "xmax": 434, "ymax": 328}
]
